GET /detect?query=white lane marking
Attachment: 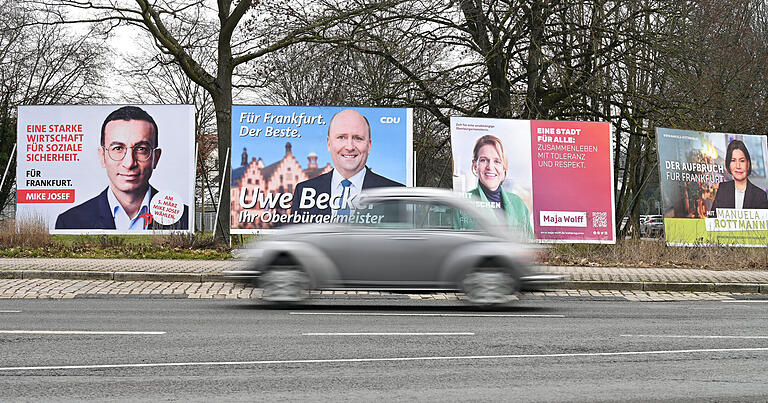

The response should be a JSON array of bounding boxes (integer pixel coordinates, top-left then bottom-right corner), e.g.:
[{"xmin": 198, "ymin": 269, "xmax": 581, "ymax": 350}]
[
  {"xmin": 0, "ymin": 310, "xmax": 21, "ymax": 313},
  {"xmin": 289, "ymin": 312, "xmax": 565, "ymax": 318},
  {"xmin": 3, "ymin": 347, "xmax": 768, "ymax": 372},
  {"xmin": 0, "ymin": 330, "xmax": 165, "ymax": 335},
  {"xmin": 722, "ymin": 300, "xmax": 768, "ymax": 303},
  {"xmin": 302, "ymin": 332, "xmax": 475, "ymax": 336},
  {"xmin": 622, "ymin": 334, "xmax": 768, "ymax": 339}
]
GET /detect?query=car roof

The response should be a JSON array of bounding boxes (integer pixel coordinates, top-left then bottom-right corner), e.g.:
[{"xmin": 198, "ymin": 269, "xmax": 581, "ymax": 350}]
[
  {"xmin": 363, "ymin": 186, "xmax": 468, "ymax": 198},
  {"xmin": 358, "ymin": 187, "xmax": 475, "ymax": 208}
]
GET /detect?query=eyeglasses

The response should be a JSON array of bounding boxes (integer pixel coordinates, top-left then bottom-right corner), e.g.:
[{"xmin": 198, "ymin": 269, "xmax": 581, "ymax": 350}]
[{"xmin": 102, "ymin": 144, "xmax": 157, "ymax": 162}]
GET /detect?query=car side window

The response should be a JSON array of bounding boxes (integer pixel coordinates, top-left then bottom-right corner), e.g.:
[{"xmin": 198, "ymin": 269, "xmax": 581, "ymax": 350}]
[
  {"xmin": 354, "ymin": 200, "xmax": 413, "ymax": 229},
  {"xmin": 412, "ymin": 202, "xmax": 479, "ymax": 231},
  {"xmin": 354, "ymin": 200, "xmax": 482, "ymax": 231}
]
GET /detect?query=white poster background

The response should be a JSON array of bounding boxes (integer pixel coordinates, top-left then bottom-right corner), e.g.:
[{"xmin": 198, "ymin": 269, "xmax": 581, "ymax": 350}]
[
  {"xmin": 16, "ymin": 105, "xmax": 195, "ymax": 234},
  {"xmin": 450, "ymin": 117, "xmax": 533, "ymax": 216}
]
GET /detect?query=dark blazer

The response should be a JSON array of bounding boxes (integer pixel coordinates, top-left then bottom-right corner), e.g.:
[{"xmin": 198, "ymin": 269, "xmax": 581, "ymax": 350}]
[
  {"xmin": 55, "ymin": 187, "xmax": 189, "ymax": 230},
  {"xmin": 709, "ymin": 179, "xmax": 768, "ymax": 217},
  {"xmin": 291, "ymin": 168, "xmax": 404, "ymax": 216}
]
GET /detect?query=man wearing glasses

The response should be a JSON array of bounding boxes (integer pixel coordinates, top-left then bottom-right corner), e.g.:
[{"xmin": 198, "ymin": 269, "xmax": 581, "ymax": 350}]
[{"xmin": 55, "ymin": 106, "xmax": 189, "ymax": 230}]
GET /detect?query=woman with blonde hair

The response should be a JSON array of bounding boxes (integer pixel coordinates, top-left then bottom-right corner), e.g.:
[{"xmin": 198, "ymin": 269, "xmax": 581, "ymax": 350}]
[{"xmin": 468, "ymin": 135, "xmax": 532, "ymax": 238}]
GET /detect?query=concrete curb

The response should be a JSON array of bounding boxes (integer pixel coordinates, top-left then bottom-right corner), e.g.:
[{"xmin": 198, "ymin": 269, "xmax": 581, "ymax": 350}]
[
  {"xmin": 113, "ymin": 272, "xmax": 203, "ymax": 282},
  {"xmin": 23, "ymin": 270, "xmax": 113, "ymax": 281},
  {"xmin": 551, "ymin": 280, "xmax": 768, "ymax": 293},
  {"xmin": 0, "ymin": 270, "xmax": 227, "ymax": 283},
  {"xmin": 4, "ymin": 270, "xmax": 768, "ymax": 293},
  {"xmin": 0, "ymin": 270, "xmax": 23, "ymax": 279}
]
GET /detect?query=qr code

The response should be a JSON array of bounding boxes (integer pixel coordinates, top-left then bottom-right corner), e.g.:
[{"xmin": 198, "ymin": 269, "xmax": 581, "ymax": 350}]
[{"xmin": 592, "ymin": 212, "xmax": 608, "ymax": 228}]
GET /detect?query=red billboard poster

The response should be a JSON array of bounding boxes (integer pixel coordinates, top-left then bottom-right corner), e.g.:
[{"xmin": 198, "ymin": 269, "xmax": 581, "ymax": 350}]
[
  {"xmin": 451, "ymin": 117, "xmax": 615, "ymax": 243},
  {"xmin": 530, "ymin": 120, "xmax": 614, "ymax": 243}
]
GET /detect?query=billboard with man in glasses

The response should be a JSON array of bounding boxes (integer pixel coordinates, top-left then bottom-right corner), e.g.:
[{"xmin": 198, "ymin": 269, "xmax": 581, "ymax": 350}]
[{"xmin": 16, "ymin": 105, "xmax": 195, "ymax": 233}]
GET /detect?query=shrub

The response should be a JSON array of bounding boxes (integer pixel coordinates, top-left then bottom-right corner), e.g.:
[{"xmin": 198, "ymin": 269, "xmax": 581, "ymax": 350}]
[
  {"xmin": 0, "ymin": 216, "xmax": 52, "ymax": 248},
  {"xmin": 152, "ymin": 232, "xmax": 223, "ymax": 250}
]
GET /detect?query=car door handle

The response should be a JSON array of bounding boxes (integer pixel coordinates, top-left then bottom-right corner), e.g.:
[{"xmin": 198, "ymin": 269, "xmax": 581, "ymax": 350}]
[{"xmin": 388, "ymin": 237, "xmax": 426, "ymax": 241}]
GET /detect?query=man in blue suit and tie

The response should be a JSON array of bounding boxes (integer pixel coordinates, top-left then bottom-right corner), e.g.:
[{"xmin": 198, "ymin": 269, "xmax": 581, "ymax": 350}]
[
  {"xmin": 291, "ymin": 109, "xmax": 404, "ymax": 220},
  {"xmin": 55, "ymin": 106, "xmax": 188, "ymax": 230}
]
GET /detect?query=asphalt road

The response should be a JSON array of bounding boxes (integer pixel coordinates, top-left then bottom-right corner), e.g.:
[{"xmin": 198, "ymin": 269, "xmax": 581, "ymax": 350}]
[{"xmin": 2, "ymin": 297, "xmax": 768, "ymax": 401}]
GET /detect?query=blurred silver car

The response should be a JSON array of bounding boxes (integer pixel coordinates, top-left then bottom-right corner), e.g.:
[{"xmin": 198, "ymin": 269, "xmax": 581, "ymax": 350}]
[{"xmin": 230, "ymin": 187, "xmax": 561, "ymax": 305}]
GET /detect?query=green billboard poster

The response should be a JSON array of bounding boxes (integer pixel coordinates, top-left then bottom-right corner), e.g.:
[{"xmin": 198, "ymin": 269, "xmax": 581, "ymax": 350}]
[{"xmin": 656, "ymin": 128, "xmax": 768, "ymax": 246}]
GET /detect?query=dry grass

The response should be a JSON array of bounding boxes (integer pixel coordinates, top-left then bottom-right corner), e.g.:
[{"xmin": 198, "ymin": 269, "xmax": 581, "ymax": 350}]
[
  {"xmin": 152, "ymin": 232, "xmax": 220, "ymax": 249},
  {"xmin": 0, "ymin": 218, "xmax": 766, "ymax": 269},
  {"xmin": 0, "ymin": 216, "xmax": 52, "ymax": 248},
  {"xmin": 70, "ymin": 235, "xmax": 127, "ymax": 248},
  {"xmin": 0, "ymin": 217, "xmax": 229, "ymax": 259},
  {"xmin": 543, "ymin": 239, "xmax": 768, "ymax": 270}
]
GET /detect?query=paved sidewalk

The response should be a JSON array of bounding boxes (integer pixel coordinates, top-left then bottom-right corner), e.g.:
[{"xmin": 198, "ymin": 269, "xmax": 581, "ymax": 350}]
[
  {"xmin": 0, "ymin": 258, "xmax": 240, "ymax": 273},
  {"xmin": 0, "ymin": 278, "xmax": 757, "ymax": 301},
  {"xmin": 0, "ymin": 258, "xmax": 242, "ymax": 282},
  {"xmin": 1, "ymin": 258, "xmax": 768, "ymax": 293}
]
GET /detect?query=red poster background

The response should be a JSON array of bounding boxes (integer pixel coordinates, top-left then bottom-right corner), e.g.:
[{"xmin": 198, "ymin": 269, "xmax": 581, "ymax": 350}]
[
  {"xmin": 17, "ymin": 189, "xmax": 75, "ymax": 204},
  {"xmin": 530, "ymin": 120, "xmax": 614, "ymax": 242}
]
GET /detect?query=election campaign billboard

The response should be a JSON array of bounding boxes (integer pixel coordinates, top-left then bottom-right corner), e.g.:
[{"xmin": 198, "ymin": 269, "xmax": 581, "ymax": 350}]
[
  {"xmin": 657, "ymin": 128, "xmax": 768, "ymax": 246},
  {"xmin": 231, "ymin": 105, "xmax": 413, "ymax": 233},
  {"xmin": 451, "ymin": 117, "xmax": 615, "ymax": 243},
  {"xmin": 16, "ymin": 105, "xmax": 195, "ymax": 234}
]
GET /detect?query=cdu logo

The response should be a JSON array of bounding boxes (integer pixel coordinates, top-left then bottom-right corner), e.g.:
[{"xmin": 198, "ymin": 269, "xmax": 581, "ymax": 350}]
[{"xmin": 379, "ymin": 116, "xmax": 400, "ymax": 124}]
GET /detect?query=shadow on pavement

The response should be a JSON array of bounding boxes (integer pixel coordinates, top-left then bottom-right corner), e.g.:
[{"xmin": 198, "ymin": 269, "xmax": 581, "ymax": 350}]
[{"xmin": 224, "ymin": 300, "xmax": 559, "ymax": 313}]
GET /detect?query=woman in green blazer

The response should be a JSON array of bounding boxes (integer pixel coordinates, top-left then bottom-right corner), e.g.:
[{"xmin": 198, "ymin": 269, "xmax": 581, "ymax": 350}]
[{"xmin": 468, "ymin": 135, "xmax": 533, "ymax": 238}]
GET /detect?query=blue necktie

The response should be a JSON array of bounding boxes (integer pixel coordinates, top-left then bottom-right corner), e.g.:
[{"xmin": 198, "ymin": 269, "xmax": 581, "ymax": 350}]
[{"xmin": 338, "ymin": 179, "xmax": 352, "ymax": 216}]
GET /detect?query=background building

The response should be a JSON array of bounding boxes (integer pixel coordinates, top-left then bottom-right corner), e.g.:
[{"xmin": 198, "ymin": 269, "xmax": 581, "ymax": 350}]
[{"xmin": 230, "ymin": 142, "xmax": 331, "ymax": 229}]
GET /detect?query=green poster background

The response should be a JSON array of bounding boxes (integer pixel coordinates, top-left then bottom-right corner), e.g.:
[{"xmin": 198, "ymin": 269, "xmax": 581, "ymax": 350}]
[
  {"xmin": 665, "ymin": 218, "xmax": 768, "ymax": 246},
  {"xmin": 656, "ymin": 127, "xmax": 768, "ymax": 247}
]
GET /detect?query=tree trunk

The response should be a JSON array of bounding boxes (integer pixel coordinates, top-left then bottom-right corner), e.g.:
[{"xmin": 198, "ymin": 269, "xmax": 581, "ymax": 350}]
[
  {"xmin": 524, "ymin": 0, "xmax": 546, "ymax": 119},
  {"xmin": 212, "ymin": 81, "xmax": 232, "ymax": 240}
]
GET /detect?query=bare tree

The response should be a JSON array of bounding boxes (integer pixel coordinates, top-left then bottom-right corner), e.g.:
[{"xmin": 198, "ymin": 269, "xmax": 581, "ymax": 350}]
[
  {"xmin": 0, "ymin": 3, "xmax": 107, "ymax": 216},
  {"xmin": 300, "ymin": 1, "xmax": 678, "ymax": 195},
  {"xmin": 28, "ymin": 0, "xmax": 768, "ymax": 238},
  {"xmin": 608, "ymin": 0, "xmax": 768, "ymax": 236},
  {"xmin": 256, "ymin": 39, "xmax": 453, "ymax": 186},
  {"xmin": 119, "ymin": 39, "xmax": 220, "ymax": 232},
  {"xmin": 32, "ymin": 0, "xmax": 403, "ymax": 239},
  {"xmin": 301, "ymin": 0, "xmax": 768, "ymax": 228}
]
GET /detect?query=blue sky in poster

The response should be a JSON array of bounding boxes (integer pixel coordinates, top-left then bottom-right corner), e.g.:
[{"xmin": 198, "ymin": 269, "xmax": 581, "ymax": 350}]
[{"xmin": 231, "ymin": 105, "xmax": 409, "ymax": 183}]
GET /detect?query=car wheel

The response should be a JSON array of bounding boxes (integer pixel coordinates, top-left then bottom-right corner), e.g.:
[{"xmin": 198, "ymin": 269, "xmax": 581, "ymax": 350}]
[
  {"xmin": 260, "ymin": 267, "xmax": 310, "ymax": 303},
  {"xmin": 462, "ymin": 270, "xmax": 516, "ymax": 305}
]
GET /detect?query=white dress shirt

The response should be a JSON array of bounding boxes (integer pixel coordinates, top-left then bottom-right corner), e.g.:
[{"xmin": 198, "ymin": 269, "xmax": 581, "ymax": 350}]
[
  {"xmin": 107, "ymin": 187, "xmax": 152, "ymax": 230},
  {"xmin": 735, "ymin": 187, "xmax": 745, "ymax": 210},
  {"xmin": 330, "ymin": 168, "xmax": 367, "ymax": 216}
]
